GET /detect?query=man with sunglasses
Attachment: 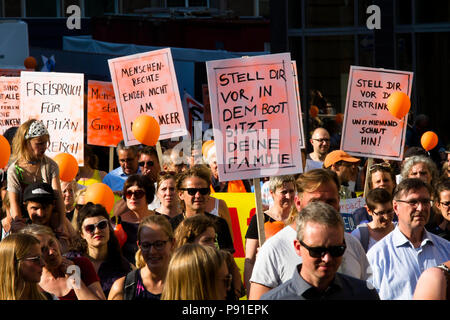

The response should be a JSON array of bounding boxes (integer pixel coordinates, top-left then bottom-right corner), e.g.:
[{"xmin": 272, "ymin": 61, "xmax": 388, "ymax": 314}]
[
  {"xmin": 138, "ymin": 146, "xmax": 162, "ymax": 211},
  {"xmin": 261, "ymin": 201, "xmax": 379, "ymax": 300},
  {"xmin": 367, "ymin": 178, "xmax": 450, "ymax": 300},
  {"xmin": 171, "ymin": 165, "xmax": 234, "ymax": 254},
  {"xmin": 248, "ymin": 169, "xmax": 369, "ymax": 300}
]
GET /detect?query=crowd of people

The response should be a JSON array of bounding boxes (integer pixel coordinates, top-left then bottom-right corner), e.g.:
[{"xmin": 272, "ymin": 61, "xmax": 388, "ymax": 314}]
[{"xmin": 0, "ymin": 115, "xmax": 448, "ymax": 301}]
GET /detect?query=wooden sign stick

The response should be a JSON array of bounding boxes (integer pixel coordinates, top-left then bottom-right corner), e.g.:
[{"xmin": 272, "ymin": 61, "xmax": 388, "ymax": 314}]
[{"xmin": 253, "ymin": 177, "xmax": 266, "ymax": 246}]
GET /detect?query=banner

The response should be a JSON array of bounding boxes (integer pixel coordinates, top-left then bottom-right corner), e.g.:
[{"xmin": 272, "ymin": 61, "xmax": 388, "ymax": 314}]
[
  {"xmin": 183, "ymin": 91, "xmax": 209, "ymax": 135},
  {"xmin": 341, "ymin": 66, "xmax": 413, "ymax": 160},
  {"xmin": 108, "ymin": 48, "xmax": 188, "ymax": 145},
  {"xmin": 206, "ymin": 53, "xmax": 303, "ymax": 182},
  {"xmin": 87, "ymin": 80, "xmax": 123, "ymax": 147},
  {"xmin": 0, "ymin": 77, "xmax": 21, "ymax": 133},
  {"xmin": 19, "ymin": 71, "xmax": 84, "ymax": 164}
]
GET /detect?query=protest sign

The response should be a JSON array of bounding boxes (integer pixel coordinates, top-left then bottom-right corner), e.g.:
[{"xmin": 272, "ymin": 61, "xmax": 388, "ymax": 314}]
[
  {"xmin": 0, "ymin": 77, "xmax": 21, "ymax": 133},
  {"xmin": 341, "ymin": 66, "xmax": 413, "ymax": 161},
  {"xmin": 20, "ymin": 71, "xmax": 84, "ymax": 164},
  {"xmin": 108, "ymin": 48, "xmax": 188, "ymax": 146},
  {"xmin": 87, "ymin": 80, "xmax": 123, "ymax": 147},
  {"xmin": 206, "ymin": 53, "xmax": 303, "ymax": 182},
  {"xmin": 340, "ymin": 197, "xmax": 366, "ymax": 233}
]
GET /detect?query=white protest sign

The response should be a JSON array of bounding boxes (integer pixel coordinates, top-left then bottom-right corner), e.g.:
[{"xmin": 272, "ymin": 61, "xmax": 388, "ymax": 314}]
[
  {"xmin": 0, "ymin": 77, "xmax": 21, "ymax": 133},
  {"xmin": 108, "ymin": 48, "xmax": 188, "ymax": 146},
  {"xmin": 341, "ymin": 66, "xmax": 413, "ymax": 161},
  {"xmin": 206, "ymin": 53, "xmax": 303, "ymax": 182},
  {"xmin": 20, "ymin": 71, "xmax": 84, "ymax": 164}
]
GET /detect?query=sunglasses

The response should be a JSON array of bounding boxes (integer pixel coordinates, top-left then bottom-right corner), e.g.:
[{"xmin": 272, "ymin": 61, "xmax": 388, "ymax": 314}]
[
  {"xmin": 20, "ymin": 255, "xmax": 44, "ymax": 264},
  {"xmin": 125, "ymin": 190, "xmax": 146, "ymax": 199},
  {"xmin": 139, "ymin": 160, "xmax": 154, "ymax": 167},
  {"xmin": 299, "ymin": 240, "xmax": 346, "ymax": 258},
  {"xmin": 369, "ymin": 162, "xmax": 391, "ymax": 172},
  {"xmin": 139, "ymin": 240, "xmax": 169, "ymax": 251},
  {"xmin": 180, "ymin": 188, "xmax": 210, "ymax": 196},
  {"xmin": 83, "ymin": 219, "xmax": 109, "ymax": 234}
]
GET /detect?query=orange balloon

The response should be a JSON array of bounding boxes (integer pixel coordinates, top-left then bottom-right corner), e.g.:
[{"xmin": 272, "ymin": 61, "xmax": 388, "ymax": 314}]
[
  {"xmin": 0, "ymin": 135, "xmax": 11, "ymax": 168},
  {"xmin": 132, "ymin": 115, "xmax": 160, "ymax": 146},
  {"xmin": 24, "ymin": 56, "xmax": 37, "ymax": 69},
  {"xmin": 53, "ymin": 153, "xmax": 78, "ymax": 182},
  {"xmin": 335, "ymin": 113, "xmax": 344, "ymax": 124},
  {"xmin": 85, "ymin": 183, "xmax": 115, "ymax": 213},
  {"xmin": 387, "ymin": 91, "xmax": 411, "ymax": 119},
  {"xmin": 114, "ymin": 223, "xmax": 128, "ymax": 248},
  {"xmin": 264, "ymin": 221, "xmax": 285, "ymax": 240},
  {"xmin": 310, "ymin": 105, "xmax": 319, "ymax": 118},
  {"xmin": 202, "ymin": 140, "xmax": 215, "ymax": 159},
  {"xmin": 421, "ymin": 131, "xmax": 438, "ymax": 151}
]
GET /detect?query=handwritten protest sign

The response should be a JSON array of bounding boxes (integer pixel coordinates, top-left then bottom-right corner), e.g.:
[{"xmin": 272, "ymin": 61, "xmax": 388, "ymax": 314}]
[
  {"xmin": 206, "ymin": 53, "xmax": 303, "ymax": 182},
  {"xmin": 108, "ymin": 48, "xmax": 188, "ymax": 146},
  {"xmin": 87, "ymin": 80, "xmax": 123, "ymax": 147},
  {"xmin": 341, "ymin": 66, "xmax": 413, "ymax": 160},
  {"xmin": 20, "ymin": 71, "xmax": 84, "ymax": 164},
  {"xmin": 0, "ymin": 77, "xmax": 21, "ymax": 133}
]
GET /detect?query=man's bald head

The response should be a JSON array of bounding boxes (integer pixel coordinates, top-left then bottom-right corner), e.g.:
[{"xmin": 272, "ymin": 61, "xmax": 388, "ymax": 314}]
[{"xmin": 310, "ymin": 127, "xmax": 330, "ymax": 159}]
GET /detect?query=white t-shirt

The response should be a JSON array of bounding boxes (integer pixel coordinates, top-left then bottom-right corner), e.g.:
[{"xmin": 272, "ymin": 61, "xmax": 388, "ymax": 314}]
[{"xmin": 250, "ymin": 225, "xmax": 371, "ymax": 288}]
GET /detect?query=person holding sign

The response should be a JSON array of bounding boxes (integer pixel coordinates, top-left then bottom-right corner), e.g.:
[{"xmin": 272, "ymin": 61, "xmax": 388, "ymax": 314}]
[
  {"xmin": 7, "ymin": 120, "xmax": 66, "ymax": 234},
  {"xmin": 323, "ymin": 150, "xmax": 360, "ymax": 199},
  {"xmin": 244, "ymin": 175, "xmax": 296, "ymax": 295}
]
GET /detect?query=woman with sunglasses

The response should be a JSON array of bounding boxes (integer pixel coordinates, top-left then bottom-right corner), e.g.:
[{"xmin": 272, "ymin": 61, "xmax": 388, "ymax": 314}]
[
  {"xmin": 118, "ymin": 174, "xmax": 156, "ymax": 265},
  {"xmin": 0, "ymin": 233, "xmax": 50, "ymax": 300},
  {"xmin": 154, "ymin": 171, "xmax": 182, "ymax": 219},
  {"xmin": 108, "ymin": 215, "xmax": 175, "ymax": 300},
  {"xmin": 173, "ymin": 215, "xmax": 245, "ymax": 300},
  {"xmin": 20, "ymin": 224, "xmax": 106, "ymax": 300},
  {"xmin": 74, "ymin": 203, "xmax": 133, "ymax": 297}
]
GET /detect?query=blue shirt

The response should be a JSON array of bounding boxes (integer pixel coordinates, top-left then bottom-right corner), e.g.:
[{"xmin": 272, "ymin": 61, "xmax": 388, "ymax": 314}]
[
  {"xmin": 102, "ymin": 166, "xmax": 141, "ymax": 191},
  {"xmin": 367, "ymin": 226, "xmax": 450, "ymax": 300}
]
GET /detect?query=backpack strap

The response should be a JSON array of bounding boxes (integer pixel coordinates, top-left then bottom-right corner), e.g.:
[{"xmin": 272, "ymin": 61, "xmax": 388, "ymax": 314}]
[
  {"xmin": 357, "ymin": 224, "xmax": 370, "ymax": 253},
  {"xmin": 123, "ymin": 269, "xmax": 139, "ymax": 300}
]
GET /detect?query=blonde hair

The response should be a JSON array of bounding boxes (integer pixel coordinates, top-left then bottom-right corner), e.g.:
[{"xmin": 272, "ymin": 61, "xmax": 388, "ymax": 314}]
[
  {"xmin": 0, "ymin": 233, "xmax": 47, "ymax": 300},
  {"xmin": 135, "ymin": 215, "xmax": 174, "ymax": 269},
  {"xmin": 11, "ymin": 119, "xmax": 50, "ymax": 163},
  {"xmin": 161, "ymin": 243, "xmax": 225, "ymax": 300}
]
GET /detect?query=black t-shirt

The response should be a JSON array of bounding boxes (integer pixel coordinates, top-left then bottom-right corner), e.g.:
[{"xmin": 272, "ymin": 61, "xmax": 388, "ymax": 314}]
[
  {"xmin": 171, "ymin": 212, "xmax": 235, "ymax": 254},
  {"xmin": 245, "ymin": 212, "xmax": 274, "ymax": 240}
]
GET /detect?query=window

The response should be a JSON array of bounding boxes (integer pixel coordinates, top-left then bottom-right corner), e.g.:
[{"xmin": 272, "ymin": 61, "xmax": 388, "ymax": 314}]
[{"xmin": 306, "ymin": 0, "xmax": 354, "ymax": 28}]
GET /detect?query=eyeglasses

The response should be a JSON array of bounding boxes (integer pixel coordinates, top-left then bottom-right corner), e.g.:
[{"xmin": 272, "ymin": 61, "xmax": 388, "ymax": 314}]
[
  {"xmin": 180, "ymin": 188, "xmax": 210, "ymax": 196},
  {"xmin": 312, "ymin": 138, "xmax": 330, "ymax": 143},
  {"xmin": 395, "ymin": 198, "xmax": 432, "ymax": 208},
  {"xmin": 139, "ymin": 240, "xmax": 169, "ymax": 251},
  {"xmin": 372, "ymin": 209, "xmax": 395, "ymax": 216},
  {"xmin": 299, "ymin": 240, "xmax": 346, "ymax": 258},
  {"xmin": 83, "ymin": 219, "xmax": 109, "ymax": 234},
  {"xmin": 139, "ymin": 160, "xmax": 154, "ymax": 167},
  {"xmin": 19, "ymin": 255, "xmax": 44, "ymax": 264},
  {"xmin": 439, "ymin": 201, "xmax": 450, "ymax": 209},
  {"xmin": 125, "ymin": 190, "xmax": 145, "ymax": 199},
  {"xmin": 369, "ymin": 162, "xmax": 391, "ymax": 172}
]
